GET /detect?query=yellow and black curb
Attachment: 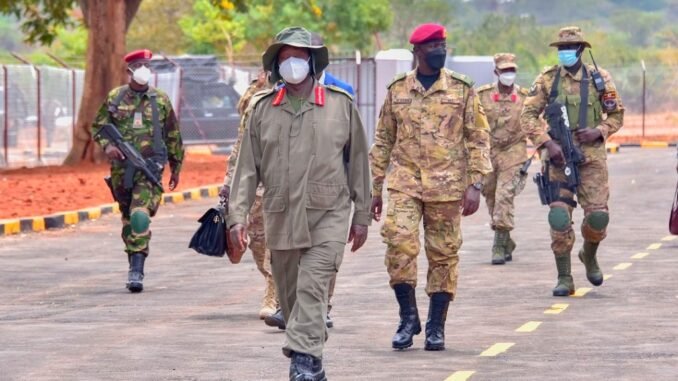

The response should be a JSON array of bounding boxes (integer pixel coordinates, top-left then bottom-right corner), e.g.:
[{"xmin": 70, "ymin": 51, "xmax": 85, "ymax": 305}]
[{"xmin": 0, "ymin": 184, "xmax": 222, "ymax": 237}]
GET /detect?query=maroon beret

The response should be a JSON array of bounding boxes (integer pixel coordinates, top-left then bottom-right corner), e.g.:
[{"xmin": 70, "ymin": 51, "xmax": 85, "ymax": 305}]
[
  {"xmin": 409, "ymin": 23, "xmax": 447, "ymax": 45},
  {"xmin": 124, "ymin": 49, "xmax": 153, "ymax": 63}
]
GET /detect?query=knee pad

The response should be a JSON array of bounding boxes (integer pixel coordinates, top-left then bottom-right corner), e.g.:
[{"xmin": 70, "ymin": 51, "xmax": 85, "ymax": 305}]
[
  {"xmin": 548, "ymin": 207, "xmax": 571, "ymax": 232},
  {"xmin": 130, "ymin": 209, "xmax": 150, "ymax": 234},
  {"xmin": 582, "ymin": 211, "xmax": 609, "ymax": 242}
]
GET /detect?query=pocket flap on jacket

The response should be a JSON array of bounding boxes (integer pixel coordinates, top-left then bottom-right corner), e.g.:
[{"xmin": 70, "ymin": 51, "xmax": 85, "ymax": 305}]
[{"xmin": 263, "ymin": 196, "xmax": 286, "ymax": 212}]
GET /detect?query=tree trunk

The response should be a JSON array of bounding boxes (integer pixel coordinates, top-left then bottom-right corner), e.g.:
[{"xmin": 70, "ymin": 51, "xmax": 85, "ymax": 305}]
[{"xmin": 63, "ymin": 0, "xmax": 141, "ymax": 165}]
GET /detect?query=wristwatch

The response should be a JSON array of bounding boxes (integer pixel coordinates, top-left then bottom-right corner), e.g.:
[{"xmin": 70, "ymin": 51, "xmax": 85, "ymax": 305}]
[{"xmin": 472, "ymin": 182, "xmax": 483, "ymax": 191}]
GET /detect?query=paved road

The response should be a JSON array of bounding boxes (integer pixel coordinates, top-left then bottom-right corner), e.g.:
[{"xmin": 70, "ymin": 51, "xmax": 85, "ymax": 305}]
[{"xmin": 1, "ymin": 148, "xmax": 677, "ymax": 381}]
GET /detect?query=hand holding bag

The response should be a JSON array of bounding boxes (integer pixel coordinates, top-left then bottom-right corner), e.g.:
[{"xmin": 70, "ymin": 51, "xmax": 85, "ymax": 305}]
[{"xmin": 670, "ymin": 180, "xmax": 678, "ymax": 235}]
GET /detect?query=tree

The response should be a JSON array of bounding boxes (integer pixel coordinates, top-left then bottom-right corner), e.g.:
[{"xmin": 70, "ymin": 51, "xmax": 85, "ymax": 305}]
[
  {"xmin": 127, "ymin": 0, "xmax": 195, "ymax": 54},
  {"xmin": 0, "ymin": 0, "xmax": 142, "ymax": 165}
]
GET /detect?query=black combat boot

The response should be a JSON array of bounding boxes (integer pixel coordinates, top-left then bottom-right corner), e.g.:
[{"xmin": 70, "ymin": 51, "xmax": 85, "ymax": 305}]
[
  {"xmin": 126, "ymin": 253, "xmax": 145, "ymax": 293},
  {"xmin": 392, "ymin": 283, "xmax": 421, "ymax": 349},
  {"xmin": 424, "ymin": 292, "xmax": 451, "ymax": 351},
  {"xmin": 289, "ymin": 352, "xmax": 326, "ymax": 381},
  {"xmin": 578, "ymin": 241, "xmax": 603, "ymax": 286},
  {"xmin": 265, "ymin": 308, "xmax": 286, "ymax": 330}
]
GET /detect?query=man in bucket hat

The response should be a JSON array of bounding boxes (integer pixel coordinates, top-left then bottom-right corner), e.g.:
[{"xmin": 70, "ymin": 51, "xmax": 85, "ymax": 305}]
[
  {"xmin": 477, "ymin": 53, "xmax": 530, "ymax": 265},
  {"xmin": 228, "ymin": 26, "xmax": 371, "ymax": 381},
  {"xmin": 520, "ymin": 26, "xmax": 624, "ymax": 296}
]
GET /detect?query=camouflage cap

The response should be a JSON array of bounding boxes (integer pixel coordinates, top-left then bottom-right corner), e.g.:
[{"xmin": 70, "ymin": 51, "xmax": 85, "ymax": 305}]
[
  {"xmin": 494, "ymin": 53, "xmax": 517, "ymax": 70},
  {"xmin": 262, "ymin": 26, "xmax": 329, "ymax": 83},
  {"xmin": 549, "ymin": 26, "xmax": 591, "ymax": 48}
]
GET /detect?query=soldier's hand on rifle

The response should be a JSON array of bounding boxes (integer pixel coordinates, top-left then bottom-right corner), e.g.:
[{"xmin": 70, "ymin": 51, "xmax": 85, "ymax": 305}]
[
  {"xmin": 347, "ymin": 224, "xmax": 368, "ymax": 252},
  {"xmin": 370, "ymin": 196, "xmax": 383, "ymax": 221},
  {"xmin": 461, "ymin": 185, "xmax": 481, "ymax": 216},
  {"xmin": 169, "ymin": 173, "xmax": 180, "ymax": 191},
  {"xmin": 574, "ymin": 128, "xmax": 602, "ymax": 144},
  {"xmin": 104, "ymin": 144, "xmax": 125, "ymax": 161},
  {"xmin": 229, "ymin": 223, "xmax": 248, "ymax": 254},
  {"xmin": 544, "ymin": 140, "xmax": 565, "ymax": 168}
]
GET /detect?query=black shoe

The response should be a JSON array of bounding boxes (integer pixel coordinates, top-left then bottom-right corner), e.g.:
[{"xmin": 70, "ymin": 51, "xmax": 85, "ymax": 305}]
[
  {"xmin": 392, "ymin": 283, "xmax": 421, "ymax": 349},
  {"xmin": 265, "ymin": 308, "xmax": 286, "ymax": 330},
  {"xmin": 424, "ymin": 292, "xmax": 451, "ymax": 351},
  {"xmin": 289, "ymin": 352, "xmax": 326, "ymax": 381},
  {"xmin": 126, "ymin": 253, "xmax": 145, "ymax": 293},
  {"xmin": 325, "ymin": 313, "xmax": 333, "ymax": 329}
]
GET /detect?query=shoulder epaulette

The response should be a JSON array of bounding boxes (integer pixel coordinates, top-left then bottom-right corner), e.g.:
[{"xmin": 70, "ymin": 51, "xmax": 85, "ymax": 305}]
[
  {"xmin": 541, "ymin": 65, "xmax": 558, "ymax": 75},
  {"xmin": 387, "ymin": 72, "xmax": 408, "ymax": 89},
  {"xmin": 449, "ymin": 70, "xmax": 474, "ymax": 87},
  {"xmin": 476, "ymin": 83, "xmax": 494, "ymax": 93},
  {"xmin": 325, "ymin": 84, "xmax": 354, "ymax": 100},
  {"xmin": 247, "ymin": 87, "xmax": 276, "ymax": 110}
]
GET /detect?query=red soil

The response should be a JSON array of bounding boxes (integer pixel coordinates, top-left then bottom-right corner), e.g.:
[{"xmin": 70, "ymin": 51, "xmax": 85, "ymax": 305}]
[{"xmin": 0, "ymin": 153, "xmax": 228, "ymax": 220}]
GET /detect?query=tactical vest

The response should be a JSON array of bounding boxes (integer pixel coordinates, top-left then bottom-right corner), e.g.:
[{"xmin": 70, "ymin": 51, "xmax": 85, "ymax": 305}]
[{"xmin": 553, "ymin": 67, "xmax": 603, "ymax": 131}]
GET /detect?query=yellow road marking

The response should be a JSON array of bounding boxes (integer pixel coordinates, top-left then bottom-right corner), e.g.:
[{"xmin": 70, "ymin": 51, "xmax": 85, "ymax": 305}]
[
  {"xmin": 3, "ymin": 220, "xmax": 20, "ymax": 235},
  {"xmin": 631, "ymin": 252, "xmax": 649, "ymax": 259},
  {"xmin": 32, "ymin": 218, "xmax": 45, "ymax": 232},
  {"xmin": 112, "ymin": 203, "xmax": 120, "ymax": 214},
  {"xmin": 86, "ymin": 208, "xmax": 102, "ymax": 220},
  {"xmin": 572, "ymin": 288, "xmax": 592, "ymax": 297},
  {"xmin": 613, "ymin": 263, "xmax": 633, "ymax": 270},
  {"xmin": 64, "ymin": 212, "xmax": 78, "ymax": 225},
  {"xmin": 190, "ymin": 189, "xmax": 201, "ymax": 200},
  {"xmin": 208, "ymin": 186, "xmax": 219, "ymax": 197},
  {"xmin": 661, "ymin": 236, "xmax": 676, "ymax": 241},
  {"xmin": 171, "ymin": 193, "xmax": 184, "ymax": 203},
  {"xmin": 445, "ymin": 371, "xmax": 476, "ymax": 381},
  {"xmin": 479, "ymin": 342, "xmax": 515, "ymax": 357},
  {"xmin": 647, "ymin": 243, "xmax": 662, "ymax": 250},
  {"xmin": 604, "ymin": 274, "xmax": 613, "ymax": 281},
  {"xmin": 515, "ymin": 321, "xmax": 542, "ymax": 333},
  {"xmin": 544, "ymin": 303, "xmax": 569, "ymax": 314}
]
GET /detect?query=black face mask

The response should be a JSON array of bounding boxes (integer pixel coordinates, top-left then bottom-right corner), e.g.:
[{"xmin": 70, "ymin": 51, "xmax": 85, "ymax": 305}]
[{"xmin": 424, "ymin": 48, "xmax": 447, "ymax": 70}]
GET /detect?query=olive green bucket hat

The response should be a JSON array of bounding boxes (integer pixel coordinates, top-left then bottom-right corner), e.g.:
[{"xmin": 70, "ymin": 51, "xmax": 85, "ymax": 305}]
[
  {"xmin": 549, "ymin": 26, "xmax": 591, "ymax": 48},
  {"xmin": 262, "ymin": 26, "xmax": 329, "ymax": 84}
]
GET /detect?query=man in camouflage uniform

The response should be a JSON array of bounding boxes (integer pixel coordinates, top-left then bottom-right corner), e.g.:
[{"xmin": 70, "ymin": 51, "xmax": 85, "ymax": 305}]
[
  {"xmin": 477, "ymin": 53, "xmax": 529, "ymax": 265},
  {"xmin": 520, "ymin": 26, "xmax": 624, "ymax": 296},
  {"xmin": 370, "ymin": 23, "xmax": 492, "ymax": 351},
  {"xmin": 93, "ymin": 49, "xmax": 184, "ymax": 293},
  {"xmin": 221, "ymin": 70, "xmax": 278, "ymax": 319}
]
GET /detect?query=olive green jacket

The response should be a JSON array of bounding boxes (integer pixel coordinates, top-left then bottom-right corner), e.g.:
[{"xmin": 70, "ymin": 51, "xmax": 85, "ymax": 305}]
[{"xmin": 227, "ymin": 82, "xmax": 372, "ymax": 250}]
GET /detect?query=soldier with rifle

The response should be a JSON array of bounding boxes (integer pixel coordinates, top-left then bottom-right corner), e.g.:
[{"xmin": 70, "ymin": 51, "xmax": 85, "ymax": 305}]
[
  {"xmin": 520, "ymin": 27, "xmax": 624, "ymax": 297},
  {"xmin": 92, "ymin": 49, "xmax": 184, "ymax": 293}
]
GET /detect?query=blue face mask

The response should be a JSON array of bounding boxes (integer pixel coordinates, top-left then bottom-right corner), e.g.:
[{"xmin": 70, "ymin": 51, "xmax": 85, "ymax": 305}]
[{"xmin": 558, "ymin": 49, "xmax": 579, "ymax": 67}]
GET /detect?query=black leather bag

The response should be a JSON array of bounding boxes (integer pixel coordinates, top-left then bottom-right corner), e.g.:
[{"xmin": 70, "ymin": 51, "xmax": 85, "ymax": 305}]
[
  {"xmin": 189, "ymin": 204, "xmax": 228, "ymax": 257},
  {"xmin": 670, "ymin": 180, "xmax": 678, "ymax": 235}
]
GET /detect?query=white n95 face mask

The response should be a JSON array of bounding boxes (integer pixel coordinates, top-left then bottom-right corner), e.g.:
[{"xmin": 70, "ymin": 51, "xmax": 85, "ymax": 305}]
[
  {"xmin": 131, "ymin": 66, "xmax": 152, "ymax": 85},
  {"xmin": 279, "ymin": 57, "xmax": 310, "ymax": 84},
  {"xmin": 498, "ymin": 72, "xmax": 516, "ymax": 86}
]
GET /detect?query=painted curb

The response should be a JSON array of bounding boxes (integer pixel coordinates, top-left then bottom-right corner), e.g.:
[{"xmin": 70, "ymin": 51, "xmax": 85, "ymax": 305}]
[{"xmin": 0, "ymin": 184, "xmax": 223, "ymax": 237}]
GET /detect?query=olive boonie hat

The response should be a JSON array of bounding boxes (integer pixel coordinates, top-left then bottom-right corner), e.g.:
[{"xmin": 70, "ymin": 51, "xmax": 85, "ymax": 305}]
[
  {"xmin": 549, "ymin": 26, "xmax": 591, "ymax": 48},
  {"xmin": 494, "ymin": 53, "xmax": 517, "ymax": 70},
  {"xmin": 262, "ymin": 26, "xmax": 329, "ymax": 83}
]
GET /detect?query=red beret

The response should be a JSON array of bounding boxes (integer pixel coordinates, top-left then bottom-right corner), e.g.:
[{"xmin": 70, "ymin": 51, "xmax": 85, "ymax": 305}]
[
  {"xmin": 124, "ymin": 49, "xmax": 153, "ymax": 63},
  {"xmin": 409, "ymin": 23, "xmax": 447, "ymax": 45}
]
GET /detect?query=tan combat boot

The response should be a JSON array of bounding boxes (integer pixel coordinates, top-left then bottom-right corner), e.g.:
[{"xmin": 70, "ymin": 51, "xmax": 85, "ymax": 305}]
[
  {"xmin": 505, "ymin": 232, "xmax": 516, "ymax": 262},
  {"xmin": 552, "ymin": 254, "xmax": 575, "ymax": 297},
  {"xmin": 491, "ymin": 230, "xmax": 508, "ymax": 265},
  {"xmin": 259, "ymin": 276, "xmax": 278, "ymax": 319}
]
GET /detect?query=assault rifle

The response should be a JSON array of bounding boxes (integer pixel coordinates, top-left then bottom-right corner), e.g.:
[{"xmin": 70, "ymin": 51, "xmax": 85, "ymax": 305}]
[{"xmin": 95, "ymin": 123, "xmax": 164, "ymax": 201}]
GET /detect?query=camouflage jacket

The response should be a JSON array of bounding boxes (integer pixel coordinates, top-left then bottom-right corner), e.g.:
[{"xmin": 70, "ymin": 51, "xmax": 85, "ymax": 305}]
[
  {"xmin": 520, "ymin": 64, "xmax": 624, "ymax": 161},
  {"xmin": 225, "ymin": 80, "xmax": 271, "ymax": 187},
  {"xmin": 477, "ymin": 82, "xmax": 529, "ymax": 170},
  {"xmin": 370, "ymin": 68, "xmax": 492, "ymax": 202},
  {"xmin": 92, "ymin": 85, "xmax": 184, "ymax": 175}
]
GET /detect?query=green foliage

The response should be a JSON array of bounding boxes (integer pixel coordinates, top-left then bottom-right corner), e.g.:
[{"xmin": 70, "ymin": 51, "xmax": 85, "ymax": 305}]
[
  {"xmin": 180, "ymin": 0, "xmax": 392, "ymax": 57},
  {"xmin": 0, "ymin": 0, "xmax": 76, "ymax": 45},
  {"xmin": 127, "ymin": 0, "xmax": 195, "ymax": 54}
]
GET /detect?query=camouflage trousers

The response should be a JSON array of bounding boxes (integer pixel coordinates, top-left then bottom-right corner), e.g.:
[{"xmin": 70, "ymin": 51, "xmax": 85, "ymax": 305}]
[
  {"xmin": 482, "ymin": 162, "xmax": 527, "ymax": 231},
  {"xmin": 111, "ymin": 167, "xmax": 163, "ymax": 256},
  {"xmin": 548, "ymin": 158, "xmax": 609, "ymax": 255},
  {"xmin": 248, "ymin": 194, "xmax": 273, "ymax": 280},
  {"xmin": 382, "ymin": 190, "xmax": 462, "ymax": 297}
]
